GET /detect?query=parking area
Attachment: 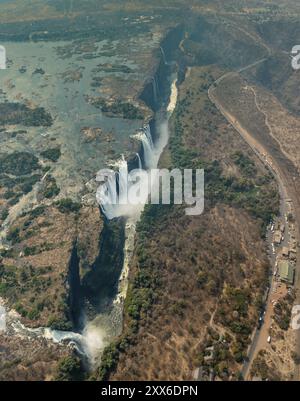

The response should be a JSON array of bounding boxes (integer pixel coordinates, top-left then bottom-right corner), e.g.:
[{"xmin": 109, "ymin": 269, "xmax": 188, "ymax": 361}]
[{"xmin": 245, "ymin": 194, "xmax": 297, "ymax": 379}]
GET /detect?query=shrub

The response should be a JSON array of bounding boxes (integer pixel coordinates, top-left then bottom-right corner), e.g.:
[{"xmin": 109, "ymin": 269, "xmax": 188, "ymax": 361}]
[
  {"xmin": 0, "ymin": 151, "xmax": 39, "ymax": 175},
  {"xmin": 55, "ymin": 356, "xmax": 84, "ymax": 381},
  {"xmin": 1, "ymin": 209, "xmax": 8, "ymax": 220},
  {"xmin": 47, "ymin": 316, "xmax": 72, "ymax": 331},
  {"xmin": 28, "ymin": 205, "xmax": 46, "ymax": 218},
  {"xmin": 43, "ymin": 177, "xmax": 60, "ymax": 199},
  {"xmin": 40, "ymin": 147, "xmax": 61, "ymax": 162},
  {"xmin": 27, "ymin": 309, "xmax": 40, "ymax": 320},
  {"xmin": 23, "ymin": 246, "xmax": 38, "ymax": 256},
  {"xmin": 7, "ymin": 227, "xmax": 20, "ymax": 244},
  {"xmin": 96, "ymin": 343, "xmax": 119, "ymax": 381},
  {"xmin": 55, "ymin": 198, "xmax": 81, "ymax": 213}
]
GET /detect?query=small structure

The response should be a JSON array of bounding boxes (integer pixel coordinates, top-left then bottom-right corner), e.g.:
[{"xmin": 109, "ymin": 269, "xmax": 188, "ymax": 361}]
[
  {"xmin": 204, "ymin": 346, "xmax": 214, "ymax": 362},
  {"xmin": 282, "ymin": 247, "xmax": 289, "ymax": 258},
  {"xmin": 193, "ymin": 367, "xmax": 203, "ymax": 381},
  {"xmin": 278, "ymin": 260, "xmax": 295, "ymax": 285},
  {"xmin": 273, "ymin": 231, "xmax": 282, "ymax": 245}
]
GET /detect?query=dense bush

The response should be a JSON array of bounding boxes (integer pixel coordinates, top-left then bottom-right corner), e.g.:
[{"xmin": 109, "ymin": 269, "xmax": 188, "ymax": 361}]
[
  {"xmin": 231, "ymin": 151, "xmax": 257, "ymax": 177},
  {"xmin": 95, "ymin": 343, "xmax": 119, "ymax": 381},
  {"xmin": 55, "ymin": 355, "xmax": 84, "ymax": 381},
  {"xmin": 7, "ymin": 227, "xmax": 20, "ymax": 244},
  {"xmin": 0, "ymin": 103, "xmax": 53, "ymax": 127},
  {"xmin": 27, "ymin": 205, "xmax": 46, "ymax": 219},
  {"xmin": 42, "ymin": 176, "xmax": 60, "ymax": 199},
  {"xmin": 0, "ymin": 152, "xmax": 39, "ymax": 176},
  {"xmin": 91, "ymin": 98, "xmax": 144, "ymax": 119},
  {"xmin": 40, "ymin": 147, "xmax": 61, "ymax": 162},
  {"xmin": 48, "ymin": 316, "xmax": 73, "ymax": 331},
  {"xmin": 55, "ymin": 198, "xmax": 81, "ymax": 213}
]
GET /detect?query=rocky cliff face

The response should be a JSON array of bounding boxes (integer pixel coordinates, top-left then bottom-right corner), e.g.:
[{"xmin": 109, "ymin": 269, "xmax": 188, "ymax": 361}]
[{"xmin": 108, "ymin": 63, "xmax": 278, "ymax": 382}]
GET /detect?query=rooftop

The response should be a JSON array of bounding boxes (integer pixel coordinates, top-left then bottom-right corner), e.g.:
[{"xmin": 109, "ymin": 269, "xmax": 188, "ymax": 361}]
[{"xmin": 278, "ymin": 260, "xmax": 294, "ymax": 284}]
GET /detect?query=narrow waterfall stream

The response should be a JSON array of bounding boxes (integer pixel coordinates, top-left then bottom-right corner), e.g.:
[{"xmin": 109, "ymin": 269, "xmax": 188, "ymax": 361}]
[{"xmin": 3, "ymin": 71, "xmax": 179, "ymax": 371}]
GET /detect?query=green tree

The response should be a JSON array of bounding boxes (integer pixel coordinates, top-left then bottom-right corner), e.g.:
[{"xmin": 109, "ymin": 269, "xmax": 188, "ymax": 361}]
[{"xmin": 55, "ymin": 355, "xmax": 84, "ymax": 381}]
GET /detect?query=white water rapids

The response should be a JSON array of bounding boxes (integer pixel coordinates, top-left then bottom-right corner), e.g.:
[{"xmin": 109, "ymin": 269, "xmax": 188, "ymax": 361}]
[{"xmin": 2, "ymin": 74, "xmax": 178, "ymax": 370}]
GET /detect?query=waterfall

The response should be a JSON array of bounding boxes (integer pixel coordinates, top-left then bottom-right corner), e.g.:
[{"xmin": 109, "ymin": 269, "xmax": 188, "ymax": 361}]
[
  {"xmin": 160, "ymin": 46, "xmax": 168, "ymax": 65},
  {"xmin": 117, "ymin": 155, "xmax": 129, "ymax": 207},
  {"xmin": 140, "ymin": 124, "xmax": 155, "ymax": 169},
  {"xmin": 97, "ymin": 150, "xmax": 150, "ymax": 221},
  {"xmin": 151, "ymin": 77, "xmax": 158, "ymax": 104},
  {"xmin": 130, "ymin": 124, "xmax": 155, "ymax": 169},
  {"xmin": 4, "ymin": 307, "xmax": 104, "ymax": 369},
  {"xmin": 143, "ymin": 124, "xmax": 154, "ymax": 149},
  {"xmin": 97, "ymin": 156, "xmax": 131, "ymax": 220},
  {"xmin": 151, "ymin": 76, "xmax": 160, "ymax": 104},
  {"xmin": 96, "ymin": 164, "xmax": 119, "ymax": 220},
  {"xmin": 40, "ymin": 75, "xmax": 179, "ymax": 369},
  {"xmin": 97, "ymin": 76, "xmax": 178, "ymax": 220},
  {"xmin": 136, "ymin": 153, "xmax": 142, "ymax": 170}
]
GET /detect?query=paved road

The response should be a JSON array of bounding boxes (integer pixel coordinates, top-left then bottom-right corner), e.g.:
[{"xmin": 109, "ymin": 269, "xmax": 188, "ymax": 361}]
[{"xmin": 208, "ymin": 58, "xmax": 300, "ymax": 381}]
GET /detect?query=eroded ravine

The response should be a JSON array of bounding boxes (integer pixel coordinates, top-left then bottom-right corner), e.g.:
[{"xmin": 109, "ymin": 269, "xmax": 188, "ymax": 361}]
[{"xmin": 1, "ymin": 57, "xmax": 179, "ymax": 372}]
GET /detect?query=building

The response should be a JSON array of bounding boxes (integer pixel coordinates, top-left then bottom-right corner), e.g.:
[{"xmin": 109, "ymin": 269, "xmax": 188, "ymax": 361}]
[
  {"xmin": 290, "ymin": 248, "xmax": 297, "ymax": 261},
  {"xmin": 204, "ymin": 346, "xmax": 214, "ymax": 362},
  {"xmin": 193, "ymin": 367, "xmax": 203, "ymax": 381},
  {"xmin": 278, "ymin": 260, "xmax": 295, "ymax": 285},
  {"xmin": 273, "ymin": 231, "xmax": 282, "ymax": 245},
  {"xmin": 282, "ymin": 247, "xmax": 289, "ymax": 258}
]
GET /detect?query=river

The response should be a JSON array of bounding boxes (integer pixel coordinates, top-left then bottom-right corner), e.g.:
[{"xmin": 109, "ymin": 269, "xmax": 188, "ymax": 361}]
[{"xmin": 2, "ymin": 70, "xmax": 179, "ymax": 370}]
